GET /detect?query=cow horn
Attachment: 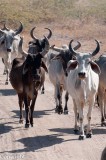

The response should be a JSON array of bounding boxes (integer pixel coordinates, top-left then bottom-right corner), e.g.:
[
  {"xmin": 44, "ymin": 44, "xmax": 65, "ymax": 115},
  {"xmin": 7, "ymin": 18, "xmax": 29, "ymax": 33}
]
[
  {"xmin": 44, "ymin": 28, "xmax": 52, "ymax": 39},
  {"xmin": 15, "ymin": 21, "xmax": 23, "ymax": 35},
  {"xmin": 69, "ymin": 40, "xmax": 79, "ymax": 56},
  {"xmin": 73, "ymin": 41, "xmax": 81, "ymax": 50},
  {"xmin": 91, "ymin": 40, "xmax": 100, "ymax": 57},
  {"xmin": 30, "ymin": 27, "xmax": 38, "ymax": 41},
  {"xmin": 18, "ymin": 37, "xmax": 28, "ymax": 56},
  {"xmin": 2, "ymin": 23, "xmax": 9, "ymax": 31},
  {"xmin": 40, "ymin": 36, "xmax": 50, "ymax": 57},
  {"xmin": 50, "ymin": 45, "xmax": 63, "ymax": 52}
]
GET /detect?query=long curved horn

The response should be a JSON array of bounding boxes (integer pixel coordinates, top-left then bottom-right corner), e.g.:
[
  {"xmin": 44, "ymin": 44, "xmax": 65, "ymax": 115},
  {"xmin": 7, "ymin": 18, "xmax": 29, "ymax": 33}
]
[
  {"xmin": 15, "ymin": 21, "xmax": 23, "ymax": 35},
  {"xmin": 50, "ymin": 44, "xmax": 69, "ymax": 52},
  {"xmin": 50, "ymin": 45, "xmax": 63, "ymax": 52},
  {"xmin": 69, "ymin": 40, "xmax": 79, "ymax": 56},
  {"xmin": 2, "ymin": 23, "xmax": 9, "ymax": 31},
  {"xmin": 44, "ymin": 28, "xmax": 52, "ymax": 39},
  {"xmin": 91, "ymin": 40, "xmax": 100, "ymax": 57},
  {"xmin": 73, "ymin": 41, "xmax": 81, "ymax": 50},
  {"xmin": 30, "ymin": 27, "xmax": 38, "ymax": 41},
  {"xmin": 40, "ymin": 36, "xmax": 50, "ymax": 57},
  {"xmin": 18, "ymin": 37, "xmax": 28, "ymax": 56}
]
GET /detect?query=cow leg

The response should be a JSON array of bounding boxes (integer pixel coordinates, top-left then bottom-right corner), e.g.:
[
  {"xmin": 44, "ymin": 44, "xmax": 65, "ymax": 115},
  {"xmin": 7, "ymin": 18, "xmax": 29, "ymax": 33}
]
[
  {"xmin": 5, "ymin": 69, "xmax": 9, "ymax": 85},
  {"xmin": 73, "ymin": 99, "xmax": 79, "ymax": 134},
  {"xmin": 78, "ymin": 102, "xmax": 85, "ymax": 140},
  {"xmin": 56, "ymin": 84, "xmax": 63, "ymax": 114},
  {"xmin": 98, "ymin": 90, "xmax": 105, "ymax": 126},
  {"xmin": 98, "ymin": 87, "xmax": 106, "ymax": 126},
  {"xmin": 64, "ymin": 91, "xmax": 69, "ymax": 114},
  {"xmin": 3, "ymin": 67, "xmax": 7, "ymax": 75},
  {"xmin": 54, "ymin": 85, "xmax": 59, "ymax": 113},
  {"xmin": 2, "ymin": 58, "xmax": 6, "ymax": 75},
  {"xmin": 24, "ymin": 95, "xmax": 30, "ymax": 128},
  {"xmin": 18, "ymin": 94, "xmax": 24, "ymax": 124},
  {"xmin": 41, "ymin": 83, "xmax": 45, "ymax": 94},
  {"xmin": 4, "ymin": 59, "xmax": 11, "ymax": 85},
  {"xmin": 103, "ymin": 98, "xmax": 106, "ymax": 126},
  {"xmin": 30, "ymin": 92, "xmax": 38, "ymax": 127},
  {"xmin": 86, "ymin": 96, "xmax": 95, "ymax": 138}
]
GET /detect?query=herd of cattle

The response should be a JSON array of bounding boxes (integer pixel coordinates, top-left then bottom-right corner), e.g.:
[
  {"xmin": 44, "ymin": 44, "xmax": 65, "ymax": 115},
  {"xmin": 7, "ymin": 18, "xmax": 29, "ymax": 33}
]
[{"xmin": 0, "ymin": 21, "xmax": 106, "ymax": 140}]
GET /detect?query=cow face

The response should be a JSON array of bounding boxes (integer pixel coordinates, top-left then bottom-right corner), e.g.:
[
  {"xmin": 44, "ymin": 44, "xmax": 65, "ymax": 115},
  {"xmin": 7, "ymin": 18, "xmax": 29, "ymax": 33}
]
[
  {"xmin": 28, "ymin": 27, "xmax": 52, "ymax": 54},
  {"xmin": 68, "ymin": 39, "xmax": 101, "ymax": 79},
  {"xmin": 23, "ymin": 53, "xmax": 43, "ymax": 81},
  {"xmin": 0, "ymin": 21, "xmax": 23, "ymax": 52},
  {"xmin": 28, "ymin": 38, "xmax": 47, "ymax": 54},
  {"xmin": 67, "ymin": 54, "xmax": 100, "ymax": 80},
  {"xmin": 4, "ymin": 31, "xmax": 17, "ymax": 52}
]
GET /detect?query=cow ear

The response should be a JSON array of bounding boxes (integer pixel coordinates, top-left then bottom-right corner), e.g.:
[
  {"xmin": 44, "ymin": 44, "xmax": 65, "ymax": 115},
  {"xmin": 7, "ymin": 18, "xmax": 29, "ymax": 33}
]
[
  {"xmin": 67, "ymin": 60, "xmax": 78, "ymax": 72},
  {"xmin": 90, "ymin": 61, "xmax": 101, "ymax": 75},
  {"xmin": 41, "ymin": 61, "xmax": 48, "ymax": 73}
]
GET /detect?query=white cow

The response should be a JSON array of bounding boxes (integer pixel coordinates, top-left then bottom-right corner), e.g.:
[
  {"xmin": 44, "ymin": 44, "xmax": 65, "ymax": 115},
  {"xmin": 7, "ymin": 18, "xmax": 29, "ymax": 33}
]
[
  {"xmin": 66, "ymin": 40, "xmax": 100, "ymax": 140},
  {"xmin": 47, "ymin": 42, "xmax": 81, "ymax": 114},
  {"xmin": 0, "ymin": 21, "xmax": 27, "ymax": 84}
]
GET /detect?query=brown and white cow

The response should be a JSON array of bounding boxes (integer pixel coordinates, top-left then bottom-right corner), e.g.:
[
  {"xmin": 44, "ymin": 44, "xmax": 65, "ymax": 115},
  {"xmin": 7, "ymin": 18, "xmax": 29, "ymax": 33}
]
[{"xmin": 10, "ymin": 36, "xmax": 49, "ymax": 128}]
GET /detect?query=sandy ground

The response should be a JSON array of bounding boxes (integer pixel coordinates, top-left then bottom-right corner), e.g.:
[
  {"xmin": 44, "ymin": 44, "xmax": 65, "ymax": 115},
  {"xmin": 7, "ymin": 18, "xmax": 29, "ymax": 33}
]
[{"xmin": 0, "ymin": 53, "xmax": 106, "ymax": 160}]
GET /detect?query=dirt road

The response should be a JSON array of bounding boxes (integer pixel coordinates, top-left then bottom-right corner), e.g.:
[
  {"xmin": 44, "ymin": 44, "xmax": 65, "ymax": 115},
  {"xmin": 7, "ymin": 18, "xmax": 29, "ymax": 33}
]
[{"xmin": 0, "ymin": 59, "xmax": 105, "ymax": 160}]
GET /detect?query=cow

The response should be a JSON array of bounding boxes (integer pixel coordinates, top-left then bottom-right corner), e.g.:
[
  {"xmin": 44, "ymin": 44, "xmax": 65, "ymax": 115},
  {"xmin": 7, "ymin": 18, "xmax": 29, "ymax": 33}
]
[
  {"xmin": 95, "ymin": 54, "xmax": 106, "ymax": 126},
  {"xmin": 28, "ymin": 26, "xmax": 52, "ymax": 94},
  {"xmin": 66, "ymin": 40, "xmax": 100, "ymax": 140},
  {"xmin": 0, "ymin": 23, "xmax": 10, "ymax": 75},
  {"xmin": 66, "ymin": 39, "xmax": 100, "ymax": 140},
  {"xmin": 47, "ymin": 41, "xmax": 81, "ymax": 114},
  {"xmin": 0, "ymin": 21, "xmax": 26, "ymax": 84},
  {"xmin": 10, "ymin": 36, "xmax": 49, "ymax": 128}
]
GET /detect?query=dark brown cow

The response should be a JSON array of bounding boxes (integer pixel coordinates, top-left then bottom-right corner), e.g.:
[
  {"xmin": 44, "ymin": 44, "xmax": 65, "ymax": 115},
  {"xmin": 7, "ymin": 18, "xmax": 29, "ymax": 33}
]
[
  {"xmin": 28, "ymin": 27, "xmax": 52, "ymax": 94},
  {"xmin": 10, "ymin": 37, "xmax": 49, "ymax": 128}
]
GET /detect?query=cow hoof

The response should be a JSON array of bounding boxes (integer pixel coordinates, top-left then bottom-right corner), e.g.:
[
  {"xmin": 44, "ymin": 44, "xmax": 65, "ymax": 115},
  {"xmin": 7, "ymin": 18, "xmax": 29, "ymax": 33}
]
[
  {"xmin": 64, "ymin": 110, "xmax": 68, "ymax": 115},
  {"xmin": 31, "ymin": 124, "xmax": 34, "ymax": 127},
  {"xmin": 79, "ymin": 135, "xmax": 86, "ymax": 140},
  {"xmin": 86, "ymin": 133, "xmax": 92, "ymax": 138},
  {"xmin": 58, "ymin": 109, "xmax": 63, "ymax": 115},
  {"xmin": 19, "ymin": 119, "xmax": 23, "ymax": 124},
  {"xmin": 5, "ymin": 81, "xmax": 8, "ymax": 85},
  {"xmin": 41, "ymin": 91, "xmax": 44, "ymax": 94},
  {"xmin": 101, "ymin": 122, "xmax": 106, "ymax": 126},
  {"xmin": 55, "ymin": 107, "xmax": 58, "ymax": 113},
  {"xmin": 25, "ymin": 123, "xmax": 30, "ymax": 128}
]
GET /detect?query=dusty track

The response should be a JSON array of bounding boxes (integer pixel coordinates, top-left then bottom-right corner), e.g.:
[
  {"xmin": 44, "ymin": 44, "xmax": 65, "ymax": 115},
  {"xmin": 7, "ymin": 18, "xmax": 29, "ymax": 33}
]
[{"xmin": 0, "ymin": 58, "xmax": 106, "ymax": 160}]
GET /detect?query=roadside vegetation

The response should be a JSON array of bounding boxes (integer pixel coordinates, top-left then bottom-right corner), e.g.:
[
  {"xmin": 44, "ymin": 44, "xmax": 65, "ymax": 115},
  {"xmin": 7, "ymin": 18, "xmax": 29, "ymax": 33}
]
[{"xmin": 0, "ymin": 0, "xmax": 106, "ymax": 43}]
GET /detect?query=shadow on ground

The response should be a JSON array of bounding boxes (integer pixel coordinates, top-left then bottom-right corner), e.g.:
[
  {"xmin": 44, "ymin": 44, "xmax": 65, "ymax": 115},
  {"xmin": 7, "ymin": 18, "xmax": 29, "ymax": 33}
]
[
  {"xmin": 0, "ymin": 123, "xmax": 13, "ymax": 135},
  {"xmin": 0, "ymin": 133, "xmax": 73, "ymax": 154},
  {"xmin": 0, "ymin": 89, "xmax": 16, "ymax": 96},
  {"xmin": 12, "ymin": 109, "xmax": 54, "ymax": 119}
]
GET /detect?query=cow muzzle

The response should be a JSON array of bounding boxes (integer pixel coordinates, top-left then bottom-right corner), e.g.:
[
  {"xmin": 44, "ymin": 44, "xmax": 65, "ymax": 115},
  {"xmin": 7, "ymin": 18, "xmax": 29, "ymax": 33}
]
[
  {"xmin": 7, "ymin": 48, "xmax": 11, "ymax": 52},
  {"xmin": 32, "ymin": 74, "xmax": 40, "ymax": 82},
  {"xmin": 78, "ymin": 72, "xmax": 86, "ymax": 79}
]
